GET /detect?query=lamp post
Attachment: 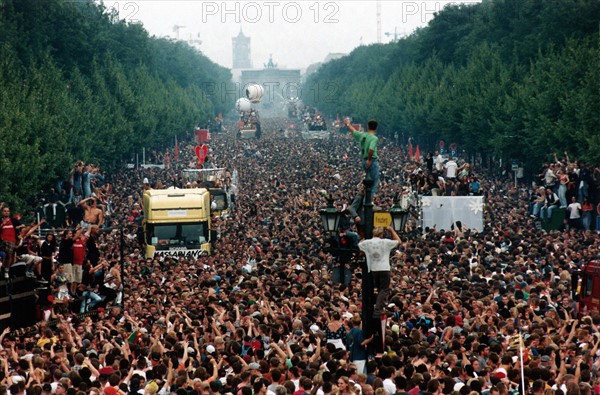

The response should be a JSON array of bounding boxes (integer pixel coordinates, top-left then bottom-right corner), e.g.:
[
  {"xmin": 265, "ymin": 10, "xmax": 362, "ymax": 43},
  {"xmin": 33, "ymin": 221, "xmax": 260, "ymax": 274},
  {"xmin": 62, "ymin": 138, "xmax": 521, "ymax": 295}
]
[
  {"xmin": 319, "ymin": 195, "xmax": 345, "ymax": 299},
  {"xmin": 361, "ymin": 175, "xmax": 375, "ymax": 342},
  {"xmin": 389, "ymin": 194, "xmax": 409, "ymax": 233},
  {"xmin": 319, "ymin": 195, "xmax": 342, "ymax": 234}
]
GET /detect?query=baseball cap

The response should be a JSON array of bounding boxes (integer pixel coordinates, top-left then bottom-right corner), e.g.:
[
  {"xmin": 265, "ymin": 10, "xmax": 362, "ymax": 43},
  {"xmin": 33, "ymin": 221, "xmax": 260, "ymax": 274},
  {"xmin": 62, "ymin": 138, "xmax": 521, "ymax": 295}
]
[{"xmin": 206, "ymin": 345, "xmax": 216, "ymax": 354}]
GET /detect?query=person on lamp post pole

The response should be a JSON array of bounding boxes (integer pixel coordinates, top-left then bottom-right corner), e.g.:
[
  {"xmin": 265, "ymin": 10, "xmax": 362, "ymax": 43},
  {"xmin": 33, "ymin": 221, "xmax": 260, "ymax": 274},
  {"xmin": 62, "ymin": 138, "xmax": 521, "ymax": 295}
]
[
  {"xmin": 324, "ymin": 204, "xmax": 359, "ymax": 286},
  {"xmin": 358, "ymin": 226, "xmax": 400, "ymax": 317},
  {"xmin": 345, "ymin": 118, "xmax": 380, "ymax": 196}
]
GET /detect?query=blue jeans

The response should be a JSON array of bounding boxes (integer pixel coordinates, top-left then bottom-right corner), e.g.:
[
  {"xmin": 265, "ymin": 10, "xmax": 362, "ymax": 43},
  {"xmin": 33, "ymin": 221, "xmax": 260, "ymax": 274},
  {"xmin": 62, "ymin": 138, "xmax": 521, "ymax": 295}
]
[
  {"xmin": 82, "ymin": 172, "xmax": 92, "ymax": 198},
  {"xmin": 362, "ymin": 158, "xmax": 380, "ymax": 195},
  {"xmin": 582, "ymin": 211, "xmax": 592, "ymax": 231},
  {"xmin": 541, "ymin": 205, "xmax": 556, "ymax": 220},
  {"xmin": 344, "ymin": 230, "xmax": 359, "ymax": 246},
  {"xmin": 558, "ymin": 184, "xmax": 567, "ymax": 207},
  {"xmin": 332, "ymin": 266, "xmax": 351, "ymax": 286},
  {"xmin": 83, "ymin": 173, "xmax": 105, "ymax": 198},
  {"xmin": 80, "ymin": 290, "xmax": 102, "ymax": 313},
  {"xmin": 579, "ymin": 182, "xmax": 589, "ymax": 202},
  {"xmin": 533, "ymin": 202, "xmax": 544, "ymax": 217}
]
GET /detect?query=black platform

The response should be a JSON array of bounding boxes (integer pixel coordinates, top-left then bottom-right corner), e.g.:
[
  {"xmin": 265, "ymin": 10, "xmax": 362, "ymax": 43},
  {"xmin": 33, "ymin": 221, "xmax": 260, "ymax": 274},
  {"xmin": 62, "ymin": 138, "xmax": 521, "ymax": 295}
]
[{"xmin": 0, "ymin": 274, "xmax": 38, "ymax": 330}]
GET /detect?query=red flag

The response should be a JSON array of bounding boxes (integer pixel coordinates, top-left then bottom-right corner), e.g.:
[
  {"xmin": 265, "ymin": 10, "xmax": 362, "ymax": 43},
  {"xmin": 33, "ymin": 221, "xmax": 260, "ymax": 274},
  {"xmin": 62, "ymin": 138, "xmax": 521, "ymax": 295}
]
[
  {"xmin": 343, "ymin": 153, "xmax": 348, "ymax": 160},
  {"xmin": 408, "ymin": 143, "xmax": 413, "ymax": 160},
  {"xmin": 414, "ymin": 145, "xmax": 421, "ymax": 161},
  {"xmin": 174, "ymin": 136, "xmax": 179, "ymax": 162}
]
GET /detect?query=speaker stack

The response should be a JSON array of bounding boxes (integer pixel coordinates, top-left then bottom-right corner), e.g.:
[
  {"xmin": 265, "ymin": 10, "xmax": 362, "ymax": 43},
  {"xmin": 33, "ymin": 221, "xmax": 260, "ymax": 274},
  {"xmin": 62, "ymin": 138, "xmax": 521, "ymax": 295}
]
[{"xmin": 0, "ymin": 273, "xmax": 38, "ymax": 330}]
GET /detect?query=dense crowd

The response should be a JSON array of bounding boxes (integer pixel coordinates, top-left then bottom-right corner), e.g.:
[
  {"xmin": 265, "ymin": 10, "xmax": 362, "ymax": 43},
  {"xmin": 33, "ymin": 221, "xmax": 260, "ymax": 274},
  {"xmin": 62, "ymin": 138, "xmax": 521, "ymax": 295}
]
[
  {"xmin": 529, "ymin": 154, "xmax": 599, "ymax": 231},
  {"xmin": 1, "ymin": 118, "xmax": 600, "ymax": 395}
]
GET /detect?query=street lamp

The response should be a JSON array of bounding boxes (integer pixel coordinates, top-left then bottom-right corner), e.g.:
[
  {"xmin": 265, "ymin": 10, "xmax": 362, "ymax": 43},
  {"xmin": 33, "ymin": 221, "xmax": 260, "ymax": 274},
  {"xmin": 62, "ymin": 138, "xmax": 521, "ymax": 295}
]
[
  {"xmin": 319, "ymin": 195, "xmax": 342, "ymax": 234},
  {"xmin": 389, "ymin": 194, "xmax": 409, "ymax": 233}
]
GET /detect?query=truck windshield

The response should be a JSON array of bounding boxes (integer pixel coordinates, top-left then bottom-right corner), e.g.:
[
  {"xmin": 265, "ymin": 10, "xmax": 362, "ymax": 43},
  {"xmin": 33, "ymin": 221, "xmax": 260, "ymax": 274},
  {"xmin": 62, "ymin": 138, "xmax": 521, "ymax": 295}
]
[{"xmin": 147, "ymin": 222, "xmax": 208, "ymax": 246}]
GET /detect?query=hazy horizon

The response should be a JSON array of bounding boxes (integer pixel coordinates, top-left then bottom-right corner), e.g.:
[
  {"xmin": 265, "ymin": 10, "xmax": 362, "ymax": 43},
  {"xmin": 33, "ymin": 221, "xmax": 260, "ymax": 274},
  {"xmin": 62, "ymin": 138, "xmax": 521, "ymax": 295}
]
[{"xmin": 102, "ymin": 0, "xmax": 481, "ymax": 71}]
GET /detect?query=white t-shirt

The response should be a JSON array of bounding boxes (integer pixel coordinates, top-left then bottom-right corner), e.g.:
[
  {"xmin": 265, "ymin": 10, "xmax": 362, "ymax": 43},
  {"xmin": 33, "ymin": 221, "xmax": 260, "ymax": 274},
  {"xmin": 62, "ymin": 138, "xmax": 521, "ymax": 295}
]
[
  {"xmin": 544, "ymin": 168, "xmax": 556, "ymax": 185},
  {"xmin": 445, "ymin": 160, "xmax": 458, "ymax": 178},
  {"xmin": 383, "ymin": 378, "xmax": 397, "ymax": 395},
  {"xmin": 358, "ymin": 238, "xmax": 398, "ymax": 272},
  {"xmin": 435, "ymin": 155, "xmax": 444, "ymax": 171},
  {"xmin": 568, "ymin": 202, "xmax": 582, "ymax": 219}
]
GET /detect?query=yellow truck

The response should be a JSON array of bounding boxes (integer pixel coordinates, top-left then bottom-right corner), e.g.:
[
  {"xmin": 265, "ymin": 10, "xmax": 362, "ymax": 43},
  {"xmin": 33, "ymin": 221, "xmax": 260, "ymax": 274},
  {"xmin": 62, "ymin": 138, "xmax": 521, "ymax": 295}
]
[{"xmin": 143, "ymin": 188, "xmax": 212, "ymax": 259}]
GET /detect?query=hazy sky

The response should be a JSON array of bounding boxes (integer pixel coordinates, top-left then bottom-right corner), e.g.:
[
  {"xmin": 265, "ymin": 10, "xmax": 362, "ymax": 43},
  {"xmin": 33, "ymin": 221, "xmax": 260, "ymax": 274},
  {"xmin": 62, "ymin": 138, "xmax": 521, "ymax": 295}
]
[{"xmin": 105, "ymin": 0, "xmax": 481, "ymax": 70}]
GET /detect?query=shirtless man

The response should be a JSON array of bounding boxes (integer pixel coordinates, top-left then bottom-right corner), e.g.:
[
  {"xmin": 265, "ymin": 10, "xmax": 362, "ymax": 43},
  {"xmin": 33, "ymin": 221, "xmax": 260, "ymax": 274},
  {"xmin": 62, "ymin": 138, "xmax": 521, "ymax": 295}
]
[{"xmin": 79, "ymin": 197, "xmax": 104, "ymax": 227}]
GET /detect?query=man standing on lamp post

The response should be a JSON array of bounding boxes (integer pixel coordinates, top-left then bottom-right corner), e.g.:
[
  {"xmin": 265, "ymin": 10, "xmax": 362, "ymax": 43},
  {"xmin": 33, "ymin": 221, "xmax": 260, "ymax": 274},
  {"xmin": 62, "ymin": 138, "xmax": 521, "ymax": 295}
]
[
  {"xmin": 358, "ymin": 226, "xmax": 400, "ymax": 317},
  {"xmin": 345, "ymin": 118, "xmax": 380, "ymax": 196}
]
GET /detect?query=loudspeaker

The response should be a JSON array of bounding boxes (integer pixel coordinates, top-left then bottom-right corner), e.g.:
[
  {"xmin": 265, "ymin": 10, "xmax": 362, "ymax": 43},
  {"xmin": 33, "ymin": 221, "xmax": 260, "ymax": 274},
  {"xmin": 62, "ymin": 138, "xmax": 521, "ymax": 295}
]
[{"xmin": 0, "ymin": 275, "xmax": 38, "ymax": 330}]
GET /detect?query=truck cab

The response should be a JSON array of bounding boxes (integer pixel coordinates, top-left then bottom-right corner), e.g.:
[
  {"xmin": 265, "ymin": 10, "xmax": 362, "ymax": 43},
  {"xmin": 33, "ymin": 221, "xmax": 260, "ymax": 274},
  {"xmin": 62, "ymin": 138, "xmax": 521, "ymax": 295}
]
[{"xmin": 143, "ymin": 188, "xmax": 212, "ymax": 259}]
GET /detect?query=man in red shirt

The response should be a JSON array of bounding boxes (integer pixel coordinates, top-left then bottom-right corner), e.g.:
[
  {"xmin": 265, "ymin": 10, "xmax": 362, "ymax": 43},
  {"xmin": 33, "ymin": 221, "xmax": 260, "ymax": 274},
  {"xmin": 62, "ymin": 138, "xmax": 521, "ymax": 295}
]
[
  {"xmin": 71, "ymin": 225, "xmax": 90, "ymax": 291},
  {"xmin": 0, "ymin": 203, "xmax": 23, "ymax": 269}
]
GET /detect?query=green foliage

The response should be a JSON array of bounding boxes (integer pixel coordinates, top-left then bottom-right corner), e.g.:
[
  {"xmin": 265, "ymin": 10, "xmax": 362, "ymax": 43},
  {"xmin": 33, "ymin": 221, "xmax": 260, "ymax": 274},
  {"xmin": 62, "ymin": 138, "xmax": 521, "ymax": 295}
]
[
  {"xmin": 304, "ymin": 0, "xmax": 600, "ymax": 171},
  {"xmin": 0, "ymin": 0, "xmax": 232, "ymax": 210}
]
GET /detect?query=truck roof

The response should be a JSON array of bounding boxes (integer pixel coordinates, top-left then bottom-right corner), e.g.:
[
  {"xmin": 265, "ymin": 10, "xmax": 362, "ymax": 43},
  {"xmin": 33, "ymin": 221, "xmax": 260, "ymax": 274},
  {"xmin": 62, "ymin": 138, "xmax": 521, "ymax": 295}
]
[
  {"xmin": 143, "ymin": 188, "xmax": 210, "ymax": 222},
  {"xmin": 143, "ymin": 187, "xmax": 208, "ymax": 197}
]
